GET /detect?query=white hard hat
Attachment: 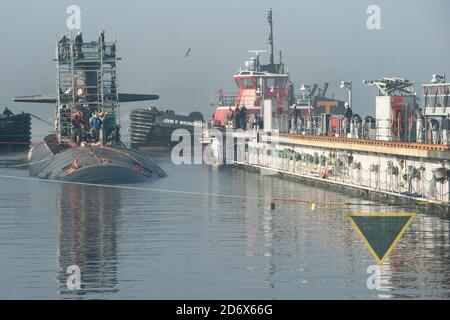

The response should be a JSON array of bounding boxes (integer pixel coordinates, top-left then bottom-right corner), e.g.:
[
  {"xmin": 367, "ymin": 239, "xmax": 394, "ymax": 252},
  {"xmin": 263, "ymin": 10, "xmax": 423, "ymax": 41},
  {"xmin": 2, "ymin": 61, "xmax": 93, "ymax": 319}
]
[
  {"xmin": 345, "ymin": 102, "xmax": 349, "ymax": 108},
  {"xmin": 78, "ymin": 31, "xmax": 82, "ymax": 36}
]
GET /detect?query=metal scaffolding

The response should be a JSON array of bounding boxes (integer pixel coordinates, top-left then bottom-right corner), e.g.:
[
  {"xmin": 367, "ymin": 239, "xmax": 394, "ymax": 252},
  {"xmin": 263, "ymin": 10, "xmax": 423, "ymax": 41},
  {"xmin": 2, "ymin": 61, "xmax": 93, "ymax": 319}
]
[{"xmin": 55, "ymin": 35, "xmax": 120, "ymax": 142}]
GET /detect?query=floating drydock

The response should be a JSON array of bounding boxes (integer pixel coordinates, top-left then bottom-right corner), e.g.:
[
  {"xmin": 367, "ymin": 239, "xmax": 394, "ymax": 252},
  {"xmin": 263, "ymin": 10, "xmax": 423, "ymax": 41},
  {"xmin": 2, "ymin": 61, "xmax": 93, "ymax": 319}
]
[
  {"xmin": 15, "ymin": 31, "xmax": 165, "ymax": 183},
  {"xmin": 204, "ymin": 131, "xmax": 450, "ymax": 205},
  {"xmin": 203, "ymin": 9, "xmax": 450, "ymax": 206}
]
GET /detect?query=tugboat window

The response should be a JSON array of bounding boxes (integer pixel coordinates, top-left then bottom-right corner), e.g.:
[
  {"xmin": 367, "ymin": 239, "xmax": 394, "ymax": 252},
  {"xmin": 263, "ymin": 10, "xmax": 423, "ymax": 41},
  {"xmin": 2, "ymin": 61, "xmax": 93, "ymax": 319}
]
[
  {"xmin": 242, "ymin": 78, "xmax": 254, "ymax": 89},
  {"xmin": 265, "ymin": 78, "xmax": 275, "ymax": 89}
]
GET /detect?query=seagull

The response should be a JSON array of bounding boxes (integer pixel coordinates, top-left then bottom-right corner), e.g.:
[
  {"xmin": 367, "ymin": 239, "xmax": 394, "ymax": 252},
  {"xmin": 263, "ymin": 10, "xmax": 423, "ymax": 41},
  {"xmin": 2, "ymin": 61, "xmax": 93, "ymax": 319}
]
[{"xmin": 181, "ymin": 48, "xmax": 191, "ymax": 58}]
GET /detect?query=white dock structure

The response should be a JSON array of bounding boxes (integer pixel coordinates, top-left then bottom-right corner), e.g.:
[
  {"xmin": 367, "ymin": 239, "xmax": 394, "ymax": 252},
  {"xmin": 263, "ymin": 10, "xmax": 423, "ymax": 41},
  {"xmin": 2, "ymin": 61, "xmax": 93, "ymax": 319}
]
[{"xmin": 206, "ymin": 130, "xmax": 450, "ymax": 205}]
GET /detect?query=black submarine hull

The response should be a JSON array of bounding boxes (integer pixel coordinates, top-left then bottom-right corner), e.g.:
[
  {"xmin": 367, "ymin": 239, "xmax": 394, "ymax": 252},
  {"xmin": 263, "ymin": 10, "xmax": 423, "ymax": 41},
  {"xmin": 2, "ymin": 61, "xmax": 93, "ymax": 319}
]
[{"xmin": 28, "ymin": 135, "xmax": 166, "ymax": 184}]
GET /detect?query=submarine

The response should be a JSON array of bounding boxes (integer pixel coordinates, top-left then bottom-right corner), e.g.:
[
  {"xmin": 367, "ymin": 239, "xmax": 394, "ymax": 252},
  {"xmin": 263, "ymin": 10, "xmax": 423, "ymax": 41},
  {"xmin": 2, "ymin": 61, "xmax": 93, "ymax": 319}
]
[{"xmin": 14, "ymin": 31, "xmax": 166, "ymax": 184}]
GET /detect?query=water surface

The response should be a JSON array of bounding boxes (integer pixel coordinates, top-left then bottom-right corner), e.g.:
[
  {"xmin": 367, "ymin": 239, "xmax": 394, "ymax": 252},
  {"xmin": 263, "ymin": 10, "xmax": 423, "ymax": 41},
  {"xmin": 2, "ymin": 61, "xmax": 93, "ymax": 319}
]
[{"xmin": 0, "ymin": 152, "xmax": 449, "ymax": 299}]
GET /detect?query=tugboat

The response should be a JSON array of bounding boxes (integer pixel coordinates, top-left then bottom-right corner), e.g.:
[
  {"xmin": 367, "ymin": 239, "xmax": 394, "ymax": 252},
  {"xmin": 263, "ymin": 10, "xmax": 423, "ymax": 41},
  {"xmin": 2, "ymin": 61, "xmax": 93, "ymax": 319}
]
[
  {"xmin": 203, "ymin": 9, "xmax": 450, "ymax": 206},
  {"xmin": 210, "ymin": 9, "xmax": 345, "ymax": 132},
  {"xmin": 0, "ymin": 110, "xmax": 32, "ymax": 151},
  {"xmin": 130, "ymin": 106, "xmax": 204, "ymax": 151},
  {"xmin": 14, "ymin": 31, "xmax": 166, "ymax": 183}
]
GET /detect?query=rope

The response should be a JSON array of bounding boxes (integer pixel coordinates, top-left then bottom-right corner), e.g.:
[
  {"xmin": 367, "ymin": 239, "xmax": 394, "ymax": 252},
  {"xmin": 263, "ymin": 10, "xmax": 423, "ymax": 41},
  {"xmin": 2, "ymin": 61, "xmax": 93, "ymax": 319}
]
[
  {"xmin": 0, "ymin": 156, "xmax": 52, "ymax": 168},
  {"xmin": 0, "ymin": 173, "xmax": 423, "ymax": 208},
  {"xmin": 29, "ymin": 114, "xmax": 53, "ymax": 126},
  {"xmin": 0, "ymin": 143, "xmax": 71, "ymax": 168},
  {"xmin": 0, "ymin": 174, "xmax": 269, "ymax": 202}
]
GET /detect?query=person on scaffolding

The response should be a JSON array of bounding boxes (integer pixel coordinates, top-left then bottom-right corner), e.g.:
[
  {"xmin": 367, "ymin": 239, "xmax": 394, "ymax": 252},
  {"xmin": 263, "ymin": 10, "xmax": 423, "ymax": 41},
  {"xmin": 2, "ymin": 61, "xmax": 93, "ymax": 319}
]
[
  {"xmin": 110, "ymin": 42, "xmax": 116, "ymax": 58},
  {"xmin": 101, "ymin": 112, "xmax": 110, "ymax": 142},
  {"xmin": 89, "ymin": 112, "xmax": 103, "ymax": 143},
  {"xmin": 80, "ymin": 122, "xmax": 91, "ymax": 143},
  {"xmin": 107, "ymin": 124, "xmax": 121, "ymax": 145},
  {"xmin": 74, "ymin": 31, "xmax": 84, "ymax": 58},
  {"xmin": 71, "ymin": 112, "xmax": 83, "ymax": 144},
  {"xmin": 98, "ymin": 30, "xmax": 106, "ymax": 54},
  {"xmin": 3, "ymin": 107, "xmax": 14, "ymax": 117},
  {"xmin": 58, "ymin": 35, "xmax": 68, "ymax": 59}
]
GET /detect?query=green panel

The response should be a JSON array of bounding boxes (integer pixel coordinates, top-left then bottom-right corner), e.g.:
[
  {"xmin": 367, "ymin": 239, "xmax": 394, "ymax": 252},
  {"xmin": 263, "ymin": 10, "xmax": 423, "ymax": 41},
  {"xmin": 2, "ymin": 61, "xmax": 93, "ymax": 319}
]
[{"xmin": 351, "ymin": 216, "xmax": 411, "ymax": 260}]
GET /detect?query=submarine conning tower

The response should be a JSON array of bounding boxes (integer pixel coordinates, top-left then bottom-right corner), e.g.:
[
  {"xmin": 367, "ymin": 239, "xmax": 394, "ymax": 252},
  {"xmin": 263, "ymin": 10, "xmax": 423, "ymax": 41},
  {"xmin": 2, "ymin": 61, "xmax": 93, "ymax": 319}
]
[
  {"xmin": 55, "ymin": 32, "xmax": 120, "ymax": 143},
  {"xmin": 13, "ymin": 31, "xmax": 160, "ymax": 145}
]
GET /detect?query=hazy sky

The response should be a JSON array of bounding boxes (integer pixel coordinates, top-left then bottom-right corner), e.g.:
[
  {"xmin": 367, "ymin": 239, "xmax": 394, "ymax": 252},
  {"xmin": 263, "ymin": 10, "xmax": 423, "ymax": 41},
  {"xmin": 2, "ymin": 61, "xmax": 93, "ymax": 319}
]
[{"xmin": 1, "ymin": 0, "xmax": 449, "ymax": 136}]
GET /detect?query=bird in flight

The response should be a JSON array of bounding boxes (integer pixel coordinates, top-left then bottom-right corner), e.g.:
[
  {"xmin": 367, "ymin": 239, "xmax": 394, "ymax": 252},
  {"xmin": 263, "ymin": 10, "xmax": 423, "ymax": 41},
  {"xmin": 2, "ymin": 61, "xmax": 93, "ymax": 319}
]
[{"xmin": 181, "ymin": 48, "xmax": 191, "ymax": 58}]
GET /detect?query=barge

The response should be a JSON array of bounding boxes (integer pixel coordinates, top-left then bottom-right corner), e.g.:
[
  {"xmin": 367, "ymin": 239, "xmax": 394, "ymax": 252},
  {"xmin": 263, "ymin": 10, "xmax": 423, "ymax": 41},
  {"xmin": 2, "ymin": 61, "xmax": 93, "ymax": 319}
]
[
  {"xmin": 130, "ymin": 106, "xmax": 204, "ymax": 152},
  {"xmin": 0, "ymin": 112, "xmax": 31, "ymax": 151}
]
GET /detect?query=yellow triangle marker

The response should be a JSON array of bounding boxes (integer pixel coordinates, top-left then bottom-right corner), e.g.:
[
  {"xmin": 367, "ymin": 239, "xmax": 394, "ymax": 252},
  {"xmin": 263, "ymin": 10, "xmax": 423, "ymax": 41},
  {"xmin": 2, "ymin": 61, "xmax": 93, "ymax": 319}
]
[{"xmin": 347, "ymin": 212, "xmax": 416, "ymax": 265}]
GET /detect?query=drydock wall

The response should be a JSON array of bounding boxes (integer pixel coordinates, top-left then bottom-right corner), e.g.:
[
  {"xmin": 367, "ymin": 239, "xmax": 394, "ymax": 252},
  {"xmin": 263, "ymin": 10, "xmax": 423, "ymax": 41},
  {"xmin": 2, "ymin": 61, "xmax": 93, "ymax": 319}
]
[{"xmin": 208, "ymin": 131, "xmax": 450, "ymax": 205}]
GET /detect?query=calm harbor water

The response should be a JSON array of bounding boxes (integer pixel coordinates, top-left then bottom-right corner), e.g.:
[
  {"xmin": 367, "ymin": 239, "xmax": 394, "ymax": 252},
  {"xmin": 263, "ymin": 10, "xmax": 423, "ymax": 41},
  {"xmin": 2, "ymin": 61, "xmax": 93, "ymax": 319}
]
[{"xmin": 0, "ymin": 151, "xmax": 449, "ymax": 299}]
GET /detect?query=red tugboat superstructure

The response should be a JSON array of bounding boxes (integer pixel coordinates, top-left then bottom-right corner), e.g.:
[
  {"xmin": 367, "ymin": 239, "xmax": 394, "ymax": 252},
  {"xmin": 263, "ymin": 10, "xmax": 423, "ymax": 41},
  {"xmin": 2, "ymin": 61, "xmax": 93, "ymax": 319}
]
[{"xmin": 211, "ymin": 9, "xmax": 295, "ymax": 127}]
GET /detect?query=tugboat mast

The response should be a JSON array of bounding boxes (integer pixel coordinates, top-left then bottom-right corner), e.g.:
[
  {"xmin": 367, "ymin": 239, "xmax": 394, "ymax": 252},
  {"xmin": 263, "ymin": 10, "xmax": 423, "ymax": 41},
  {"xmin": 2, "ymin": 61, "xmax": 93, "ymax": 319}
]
[{"xmin": 267, "ymin": 8, "xmax": 274, "ymax": 65}]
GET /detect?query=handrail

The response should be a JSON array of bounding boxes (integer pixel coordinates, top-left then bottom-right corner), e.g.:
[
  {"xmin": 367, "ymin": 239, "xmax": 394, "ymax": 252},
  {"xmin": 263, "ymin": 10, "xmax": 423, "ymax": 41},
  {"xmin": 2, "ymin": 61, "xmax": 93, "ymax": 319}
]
[{"xmin": 280, "ymin": 133, "xmax": 450, "ymax": 151}]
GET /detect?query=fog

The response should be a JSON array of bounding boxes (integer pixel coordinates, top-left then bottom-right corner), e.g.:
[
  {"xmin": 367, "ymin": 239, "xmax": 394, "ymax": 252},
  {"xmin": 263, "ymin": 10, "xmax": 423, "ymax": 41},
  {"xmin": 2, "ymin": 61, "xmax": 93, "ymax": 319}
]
[{"xmin": 1, "ymin": 0, "xmax": 448, "ymax": 137}]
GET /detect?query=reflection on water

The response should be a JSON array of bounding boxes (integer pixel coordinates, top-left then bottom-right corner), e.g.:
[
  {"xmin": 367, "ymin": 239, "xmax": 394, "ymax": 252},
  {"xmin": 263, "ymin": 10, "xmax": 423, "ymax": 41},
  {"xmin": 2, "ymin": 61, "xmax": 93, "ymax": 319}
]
[
  {"xmin": 56, "ymin": 185, "xmax": 120, "ymax": 297},
  {"xmin": 383, "ymin": 214, "xmax": 450, "ymax": 299},
  {"xmin": 0, "ymin": 153, "xmax": 449, "ymax": 299}
]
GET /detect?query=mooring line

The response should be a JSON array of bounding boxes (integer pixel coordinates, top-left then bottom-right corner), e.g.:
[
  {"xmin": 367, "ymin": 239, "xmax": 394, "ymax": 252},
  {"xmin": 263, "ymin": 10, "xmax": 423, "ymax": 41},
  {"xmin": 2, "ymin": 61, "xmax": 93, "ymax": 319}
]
[
  {"xmin": 0, "ymin": 174, "xmax": 427, "ymax": 208},
  {"xmin": 29, "ymin": 113, "xmax": 53, "ymax": 126},
  {"xmin": 0, "ymin": 174, "xmax": 266, "ymax": 201},
  {"xmin": 0, "ymin": 157, "xmax": 53, "ymax": 168}
]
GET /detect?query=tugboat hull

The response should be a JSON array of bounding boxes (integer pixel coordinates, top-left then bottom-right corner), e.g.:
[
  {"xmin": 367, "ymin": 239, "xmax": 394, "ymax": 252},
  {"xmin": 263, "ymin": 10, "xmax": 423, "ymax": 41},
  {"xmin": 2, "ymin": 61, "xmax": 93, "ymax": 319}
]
[{"xmin": 28, "ymin": 135, "xmax": 166, "ymax": 184}]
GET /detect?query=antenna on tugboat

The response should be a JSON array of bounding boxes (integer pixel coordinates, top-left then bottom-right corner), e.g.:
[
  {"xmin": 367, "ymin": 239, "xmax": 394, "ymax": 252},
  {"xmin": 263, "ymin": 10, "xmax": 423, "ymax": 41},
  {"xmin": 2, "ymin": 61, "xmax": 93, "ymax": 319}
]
[
  {"xmin": 248, "ymin": 50, "xmax": 267, "ymax": 71},
  {"xmin": 267, "ymin": 8, "xmax": 274, "ymax": 65}
]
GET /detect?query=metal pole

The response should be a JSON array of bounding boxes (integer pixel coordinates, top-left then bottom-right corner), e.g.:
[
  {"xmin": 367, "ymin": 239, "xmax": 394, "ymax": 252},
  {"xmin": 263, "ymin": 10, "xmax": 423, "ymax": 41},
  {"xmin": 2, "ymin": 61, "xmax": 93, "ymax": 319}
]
[
  {"xmin": 349, "ymin": 86, "xmax": 352, "ymax": 109},
  {"xmin": 268, "ymin": 9, "xmax": 274, "ymax": 65}
]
